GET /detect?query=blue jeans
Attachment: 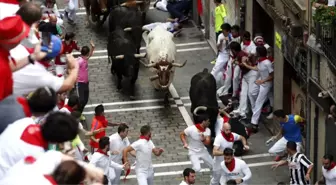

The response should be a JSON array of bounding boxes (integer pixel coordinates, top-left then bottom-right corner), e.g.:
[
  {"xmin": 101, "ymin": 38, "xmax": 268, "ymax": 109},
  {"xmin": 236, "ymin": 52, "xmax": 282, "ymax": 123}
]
[{"xmin": 167, "ymin": 0, "xmax": 191, "ymax": 19}]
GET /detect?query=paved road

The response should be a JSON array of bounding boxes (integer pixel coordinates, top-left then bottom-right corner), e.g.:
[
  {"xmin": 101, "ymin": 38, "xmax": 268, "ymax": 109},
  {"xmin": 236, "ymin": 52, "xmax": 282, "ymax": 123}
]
[{"xmin": 56, "ymin": 2, "xmax": 289, "ymax": 184}]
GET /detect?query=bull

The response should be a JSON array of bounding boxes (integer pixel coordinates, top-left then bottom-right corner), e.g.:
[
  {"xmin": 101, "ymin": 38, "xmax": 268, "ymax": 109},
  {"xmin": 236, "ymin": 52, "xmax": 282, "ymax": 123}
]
[
  {"xmin": 190, "ymin": 68, "xmax": 219, "ymax": 138},
  {"xmin": 83, "ymin": 0, "xmax": 109, "ymax": 25},
  {"xmin": 140, "ymin": 26, "xmax": 186, "ymax": 103},
  {"xmin": 107, "ymin": 27, "xmax": 146, "ymax": 99},
  {"xmin": 108, "ymin": 6, "xmax": 144, "ymax": 53}
]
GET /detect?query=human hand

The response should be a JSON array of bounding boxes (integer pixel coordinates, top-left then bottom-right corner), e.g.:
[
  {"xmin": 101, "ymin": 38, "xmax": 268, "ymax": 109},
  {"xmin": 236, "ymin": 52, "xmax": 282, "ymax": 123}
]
[
  {"xmin": 255, "ymin": 80, "xmax": 264, "ymax": 85},
  {"xmin": 111, "ymin": 151, "xmax": 120, "ymax": 155},
  {"xmin": 235, "ymin": 178, "xmax": 242, "ymax": 184},
  {"xmin": 305, "ymin": 174, "xmax": 310, "ymax": 181},
  {"xmin": 243, "ymin": 145, "xmax": 249, "ymax": 150},
  {"xmin": 90, "ymin": 39, "xmax": 95, "ymax": 48},
  {"xmin": 183, "ymin": 143, "xmax": 188, "ymax": 149},
  {"xmin": 271, "ymin": 163, "xmax": 279, "ymax": 170}
]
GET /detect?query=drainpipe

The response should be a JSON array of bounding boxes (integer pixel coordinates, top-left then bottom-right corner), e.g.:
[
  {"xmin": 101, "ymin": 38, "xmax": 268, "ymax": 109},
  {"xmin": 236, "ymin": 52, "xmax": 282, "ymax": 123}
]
[{"xmin": 313, "ymin": 106, "xmax": 319, "ymax": 181}]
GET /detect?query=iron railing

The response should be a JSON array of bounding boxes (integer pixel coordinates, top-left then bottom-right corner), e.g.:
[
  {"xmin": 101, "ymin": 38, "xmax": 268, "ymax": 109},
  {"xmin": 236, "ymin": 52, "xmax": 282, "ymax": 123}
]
[
  {"xmin": 316, "ymin": 23, "xmax": 336, "ymax": 74},
  {"xmin": 282, "ymin": 34, "xmax": 308, "ymax": 86}
]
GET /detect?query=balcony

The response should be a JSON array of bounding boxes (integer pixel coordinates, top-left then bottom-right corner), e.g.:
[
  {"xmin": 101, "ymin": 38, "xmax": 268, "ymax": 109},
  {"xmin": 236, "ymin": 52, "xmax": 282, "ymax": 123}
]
[
  {"xmin": 282, "ymin": 34, "xmax": 308, "ymax": 85},
  {"xmin": 316, "ymin": 23, "xmax": 336, "ymax": 71}
]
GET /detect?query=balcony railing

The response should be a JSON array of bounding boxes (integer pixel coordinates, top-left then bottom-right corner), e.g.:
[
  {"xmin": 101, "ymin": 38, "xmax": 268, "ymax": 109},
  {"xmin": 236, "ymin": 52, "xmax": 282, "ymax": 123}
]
[
  {"xmin": 316, "ymin": 23, "xmax": 336, "ymax": 70},
  {"xmin": 282, "ymin": 34, "xmax": 308, "ymax": 85}
]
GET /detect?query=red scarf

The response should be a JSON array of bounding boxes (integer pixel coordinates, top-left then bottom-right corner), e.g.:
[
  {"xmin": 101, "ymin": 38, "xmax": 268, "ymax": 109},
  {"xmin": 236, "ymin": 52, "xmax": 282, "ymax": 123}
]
[
  {"xmin": 223, "ymin": 115, "xmax": 230, "ymax": 123},
  {"xmin": 0, "ymin": 0, "xmax": 19, "ymax": 4},
  {"xmin": 327, "ymin": 162, "xmax": 336, "ymax": 171},
  {"xmin": 221, "ymin": 131, "xmax": 234, "ymax": 142},
  {"xmin": 96, "ymin": 149, "xmax": 108, "ymax": 156},
  {"xmin": 57, "ymin": 100, "xmax": 65, "ymax": 109},
  {"xmin": 243, "ymin": 40, "xmax": 251, "ymax": 46},
  {"xmin": 268, "ymin": 56, "xmax": 274, "ymax": 62},
  {"xmin": 44, "ymin": 175, "xmax": 57, "ymax": 185},
  {"xmin": 195, "ymin": 124, "xmax": 206, "ymax": 132},
  {"xmin": 225, "ymin": 158, "xmax": 235, "ymax": 172},
  {"xmin": 257, "ymin": 57, "xmax": 268, "ymax": 63},
  {"xmin": 139, "ymin": 135, "xmax": 151, "ymax": 141},
  {"xmin": 123, "ymin": 158, "xmax": 131, "ymax": 182},
  {"xmin": 17, "ymin": 97, "xmax": 32, "ymax": 117},
  {"xmin": 63, "ymin": 104, "xmax": 74, "ymax": 113}
]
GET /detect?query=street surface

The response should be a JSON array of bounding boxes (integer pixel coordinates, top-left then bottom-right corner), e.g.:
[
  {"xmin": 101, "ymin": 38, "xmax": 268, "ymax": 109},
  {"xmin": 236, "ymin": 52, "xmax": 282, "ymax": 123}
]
[{"xmin": 57, "ymin": 2, "xmax": 289, "ymax": 184}]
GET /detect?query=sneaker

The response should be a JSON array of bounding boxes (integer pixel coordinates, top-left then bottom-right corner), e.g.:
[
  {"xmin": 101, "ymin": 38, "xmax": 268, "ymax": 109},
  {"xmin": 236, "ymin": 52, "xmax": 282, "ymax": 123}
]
[
  {"xmin": 274, "ymin": 155, "xmax": 282, "ymax": 161},
  {"xmin": 80, "ymin": 114, "xmax": 86, "ymax": 121},
  {"xmin": 266, "ymin": 112, "xmax": 274, "ymax": 119}
]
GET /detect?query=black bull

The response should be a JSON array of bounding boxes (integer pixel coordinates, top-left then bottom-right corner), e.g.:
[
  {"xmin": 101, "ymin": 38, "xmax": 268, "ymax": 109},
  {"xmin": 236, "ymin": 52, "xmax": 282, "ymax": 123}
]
[
  {"xmin": 189, "ymin": 68, "xmax": 218, "ymax": 137},
  {"xmin": 108, "ymin": 28, "xmax": 143, "ymax": 98},
  {"xmin": 108, "ymin": 6, "xmax": 144, "ymax": 53},
  {"xmin": 83, "ymin": 0, "xmax": 109, "ymax": 25}
]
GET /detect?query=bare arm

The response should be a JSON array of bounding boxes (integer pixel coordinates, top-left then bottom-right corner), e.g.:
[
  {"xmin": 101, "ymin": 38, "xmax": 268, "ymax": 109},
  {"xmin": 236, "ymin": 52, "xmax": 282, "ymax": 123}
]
[
  {"xmin": 180, "ymin": 131, "xmax": 188, "ymax": 147},
  {"xmin": 261, "ymin": 72, "xmax": 274, "ymax": 83},
  {"xmin": 58, "ymin": 54, "xmax": 79, "ymax": 93},
  {"xmin": 202, "ymin": 136, "xmax": 211, "ymax": 146},
  {"xmin": 212, "ymin": 146, "xmax": 224, "ymax": 156},
  {"xmin": 238, "ymin": 135, "xmax": 248, "ymax": 146},
  {"xmin": 122, "ymin": 146, "xmax": 135, "ymax": 164},
  {"xmin": 87, "ymin": 41, "xmax": 95, "ymax": 59}
]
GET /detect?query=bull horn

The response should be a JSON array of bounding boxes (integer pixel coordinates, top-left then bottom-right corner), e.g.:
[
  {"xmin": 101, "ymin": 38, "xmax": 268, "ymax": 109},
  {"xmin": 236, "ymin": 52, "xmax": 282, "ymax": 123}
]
[
  {"xmin": 193, "ymin": 106, "xmax": 207, "ymax": 116},
  {"xmin": 134, "ymin": 53, "xmax": 146, "ymax": 58},
  {"xmin": 135, "ymin": 1, "xmax": 143, "ymax": 3},
  {"xmin": 172, "ymin": 60, "xmax": 187, "ymax": 67},
  {"xmin": 124, "ymin": 27, "xmax": 132, "ymax": 31},
  {"xmin": 113, "ymin": 55, "xmax": 124, "ymax": 59},
  {"xmin": 140, "ymin": 60, "xmax": 156, "ymax": 68},
  {"xmin": 149, "ymin": 75, "xmax": 159, "ymax": 81}
]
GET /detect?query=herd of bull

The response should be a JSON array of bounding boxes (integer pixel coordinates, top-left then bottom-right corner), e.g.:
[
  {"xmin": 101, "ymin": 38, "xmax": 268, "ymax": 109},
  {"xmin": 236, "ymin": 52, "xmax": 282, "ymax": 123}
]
[{"xmin": 85, "ymin": 0, "xmax": 249, "ymax": 153}]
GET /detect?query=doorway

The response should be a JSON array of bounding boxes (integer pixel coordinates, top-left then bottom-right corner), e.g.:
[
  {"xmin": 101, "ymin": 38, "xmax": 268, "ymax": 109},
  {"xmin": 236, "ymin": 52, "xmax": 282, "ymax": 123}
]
[{"xmin": 252, "ymin": 0, "xmax": 274, "ymax": 48}]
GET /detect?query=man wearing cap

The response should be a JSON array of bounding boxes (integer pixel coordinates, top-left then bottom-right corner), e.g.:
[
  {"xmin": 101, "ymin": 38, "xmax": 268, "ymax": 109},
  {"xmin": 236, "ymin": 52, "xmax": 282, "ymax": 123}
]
[{"xmin": 0, "ymin": 15, "xmax": 37, "ymax": 101}]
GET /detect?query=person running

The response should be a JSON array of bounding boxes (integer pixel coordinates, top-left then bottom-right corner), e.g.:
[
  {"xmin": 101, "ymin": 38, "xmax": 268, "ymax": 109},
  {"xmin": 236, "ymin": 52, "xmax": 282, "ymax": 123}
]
[
  {"xmin": 210, "ymin": 123, "xmax": 249, "ymax": 185},
  {"xmin": 179, "ymin": 168, "xmax": 196, "ymax": 185},
  {"xmin": 180, "ymin": 113, "xmax": 213, "ymax": 172},
  {"xmin": 315, "ymin": 154, "xmax": 336, "ymax": 185},
  {"xmin": 123, "ymin": 125, "xmax": 164, "ymax": 185},
  {"xmin": 268, "ymin": 109, "xmax": 304, "ymax": 161},
  {"xmin": 272, "ymin": 141, "xmax": 313, "ymax": 185}
]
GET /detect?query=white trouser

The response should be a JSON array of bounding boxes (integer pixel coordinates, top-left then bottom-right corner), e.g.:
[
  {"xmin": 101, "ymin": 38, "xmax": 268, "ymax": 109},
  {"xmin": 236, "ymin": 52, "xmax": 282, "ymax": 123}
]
[
  {"xmin": 210, "ymin": 158, "xmax": 224, "ymax": 185},
  {"xmin": 110, "ymin": 166, "xmax": 122, "ymax": 185},
  {"xmin": 250, "ymin": 82, "xmax": 273, "ymax": 125},
  {"xmin": 268, "ymin": 137, "xmax": 302, "ymax": 154},
  {"xmin": 156, "ymin": 0, "xmax": 168, "ymax": 11},
  {"xmin": 136, "ymin": 169, "xmax": 154, "ymax": 185},
  {"xmin": 189, "ymin": 150, "xmax": 213, "ymax": 172},
  {"xmin": 66, "ymin": 0, "xmax": 79, "ymax": 21},
  {"xmin": 217, "ymin": 58, "xmax": 233, "ymax": 97},
  {"xmin": 55, "ymin": 64, "xmax": 66, "ymax": 77},
  {"xmin": 232, "ymin": 65, "xmax": 241, "ymax": 97},
  {"xmin": 211, "ymin": 53, "xmax": 229, "ymax": 88},
  {"xmin": 236, "ymin": 70, "xmax": 258, "ymax": 116}
]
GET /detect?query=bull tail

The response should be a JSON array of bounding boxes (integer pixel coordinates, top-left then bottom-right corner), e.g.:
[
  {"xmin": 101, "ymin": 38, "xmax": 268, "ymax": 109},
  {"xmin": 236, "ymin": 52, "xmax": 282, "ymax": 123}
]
[{"xmin": 202, "ymin": 68, "xmax": 208, "ymax": 73}]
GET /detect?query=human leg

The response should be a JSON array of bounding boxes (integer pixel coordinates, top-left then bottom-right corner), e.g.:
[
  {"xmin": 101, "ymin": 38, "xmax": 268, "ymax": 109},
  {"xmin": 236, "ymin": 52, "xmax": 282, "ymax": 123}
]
[
  {"xmin": 232, "ymin": 65, "xmax": 241, "ymax": 97},
  {"xmin": 189, "ymin": 154, "xmax": 202, "ymax": 172},
  {"xmin": 251, "ymin": 84, "xmax": 272, "ymax": 129}
]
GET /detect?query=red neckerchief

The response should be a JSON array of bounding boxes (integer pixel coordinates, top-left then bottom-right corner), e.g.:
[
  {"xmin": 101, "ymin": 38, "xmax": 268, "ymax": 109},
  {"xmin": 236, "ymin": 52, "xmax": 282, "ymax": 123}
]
[
  {"xmin": 268, "ymin": 56, "xmax": 274, "ymax": 62},
  {"xmin": 139, "ymin": 134, "xmax": 151, "ymax": 141},
  {"xmin": 257, "ymin": 57, "xmax": 269, "ymax": 63},
  {"xmin": 17, "ymin": 97, "xmax": 32, "ymax": 117},
  {"xmin": 225, "ymin": 158, "xmax": 235, "ymax": 172},
  {"xmin": 44, "ymin": 175, "xmax": 57, "ymax": 185},
  {"xmin": 96, "ymin": 149, "xmax": 108, "ymax": 156},
  {"xmin": 57, "ymin": 100, "xmax": 65, "ymax": 109},
  {"xmin": 243, "ymin": 40, "xmax": 251, "ymax": 46},
  {"xmin": 20, "ymin": 124, "xmax": 48, "ymax": 149},
  {"xmin": 63, "ymin": 104, "xmax": 74, "ymax": 113},
  {"xmin": 223, "ymin": 115, "xmax": 230, "ymax": 123},
  {"xmin": 221, "ymin": 131, "xmax": 234, "ymax": 142},
  {"xmin": 0, "ymin": 0, "xmax": 19, "ymax": 4},
  {"xmin": 232, "ymin": 35, "xmax": 239, "ymax": 39},
  {"xmin": 24, "ymin": 156, "xmax": 37, "ymax": 164},
  {"xmin": 195, "ymin": 124, "xmax": 206, "ymax": 132},
  {"xmin": 327, "ymin": 162, "xmax": 336, "ymax": 171},
  {"xmin": 123, "ymin": 157, "xmax": 131, "ymax": 182}
]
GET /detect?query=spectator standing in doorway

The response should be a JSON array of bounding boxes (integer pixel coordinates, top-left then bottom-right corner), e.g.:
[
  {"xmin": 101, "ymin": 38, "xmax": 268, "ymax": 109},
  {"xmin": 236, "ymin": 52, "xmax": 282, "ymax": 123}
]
[
  {"xmin": 76, "ymin": 40, "xmax": 95, "ymax": 120},
  {"xmin": 211, "ymin": 0, "xmax": 227, "ymax": 64},
  {"xmin": 272, "ymin": 141, "xmax": 313, "ymax": 185}
]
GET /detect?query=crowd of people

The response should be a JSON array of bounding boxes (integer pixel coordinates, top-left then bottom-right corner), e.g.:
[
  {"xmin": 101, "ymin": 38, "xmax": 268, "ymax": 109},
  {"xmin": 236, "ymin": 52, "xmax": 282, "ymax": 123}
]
[{"xmin": 0, "ymin": 0, "xmax": 336, "ymax": 184}]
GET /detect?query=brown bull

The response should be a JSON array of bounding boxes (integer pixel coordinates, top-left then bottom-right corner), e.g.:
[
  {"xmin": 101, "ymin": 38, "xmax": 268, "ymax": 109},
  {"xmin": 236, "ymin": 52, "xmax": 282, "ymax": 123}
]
[{"xmin": 83, "ymin": 0, "xmax": 109, "ymax": 26}]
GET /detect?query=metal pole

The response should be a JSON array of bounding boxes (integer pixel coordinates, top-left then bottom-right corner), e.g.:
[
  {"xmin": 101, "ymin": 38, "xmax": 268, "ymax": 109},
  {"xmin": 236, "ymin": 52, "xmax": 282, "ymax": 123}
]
[
  {"xmin": 204, "ymin": 0, "xmax": 210, "ymax": 39},
  {"xmin": 305, "ymin": 0, "xmax": 312, "ymax": 159},
  {"xmin": 192, "ymin": 0, "xmax": 198, "ymax": 24}
]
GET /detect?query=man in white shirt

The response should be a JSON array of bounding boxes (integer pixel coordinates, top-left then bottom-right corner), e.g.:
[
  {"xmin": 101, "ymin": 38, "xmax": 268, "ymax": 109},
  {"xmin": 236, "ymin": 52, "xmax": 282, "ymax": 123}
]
[
  {"xmin": 90, "ymin": 137, "xmax": 128, "ymax": 184},
  {"xmin": 211, "ymin": 23, "xmax": 232, "ymax": 87},
  {"xmin": 220, "ymin": 148, "xmax": 252, "ymax": 185},
  {"xmin": 109, "ymin": 124, "xmax": 134, "ymax": 185},
  {"xmin": 142, "ymin": 18, "xmax": 182, "ymax": 35},
  {"xmin": 210, "ymin": 123, "xmax": 249, "ymax": 185},
  {"xmin": 315, "ymin": 154, "xmax": 336, "ymax": 185},
  {"xmin": 0, "ymin": 112, "xmax": 79, "ymax": 179},
  {"xmin": 242, "ymin": 46, "xmax": 274, "ymax": 133},
  {"xmin": 179, "ymin": 168, "xmax": 196, "ymax": 185},
  {"xmin": 180, "ymin": 114, "xmax": 213, "ymax": 172},
  {"xmin": 123, "ymin": 125, "xmax": 164, "ymax": 185}
]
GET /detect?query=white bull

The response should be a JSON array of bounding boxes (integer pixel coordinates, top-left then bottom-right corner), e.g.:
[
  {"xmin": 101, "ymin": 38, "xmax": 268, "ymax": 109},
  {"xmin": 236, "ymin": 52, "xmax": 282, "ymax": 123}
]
[{"xmin": 141, "ymin": 26, "xmax": 187, "ymax": 96}]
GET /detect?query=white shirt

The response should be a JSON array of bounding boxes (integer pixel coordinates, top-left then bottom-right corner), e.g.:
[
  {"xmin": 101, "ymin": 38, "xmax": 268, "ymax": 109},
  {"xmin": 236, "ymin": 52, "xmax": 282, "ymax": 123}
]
[
  {"xmin": 220, "ymin": 157, "xmax": 252, "ymax": 185},
  {"xmin": 184, "ymin": 125, "xmax": 211, "ymax": 154},
  {"xmin": 0, "ymin": 151, "xmax": 63, "ymax": 185},
  {"xmin": 58, "ymin": 106, "xmax": 84, "ymax": 130},
  {"xmin": 13, "ymin": 62, "xmax": 64, "ymax": 96},
  {"xmin": 257, "ymin": 58, "xmax": 273, "ymax": 86},
  {"xmin": 109, "ymin": 133, "xmax": 130, "ymax": 164},
  {"xmin": 213, "ymin": 132, "xmax": 240, "ymax": 170},
  {"xmin": 241, "ymin": 42, "xmax": 256, "ymax": 55},
  {"xmin": 131, "ymin": 139, "xmax": 155, "ymax": 171},
  {"xmin": 0, "ymin": 118, "xmax": 47, "ymax": 179},
  {"xmin": 322, "ymin": 166, "xmax": 336, "ymax": 185},
  {"xmin": 179, "ymin": 181, "xmax": 189, "ymax": 185},
  {"xmin": 217, "ymin": 33, "xmax": 231, "ymax": 55},
  {"xmin": 0, "ymin": 2, "xmax": 19, "ymax": 20},
  {"xmin": 90, "ymin": 151, "xmax": 123, "ymax": 180}
]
